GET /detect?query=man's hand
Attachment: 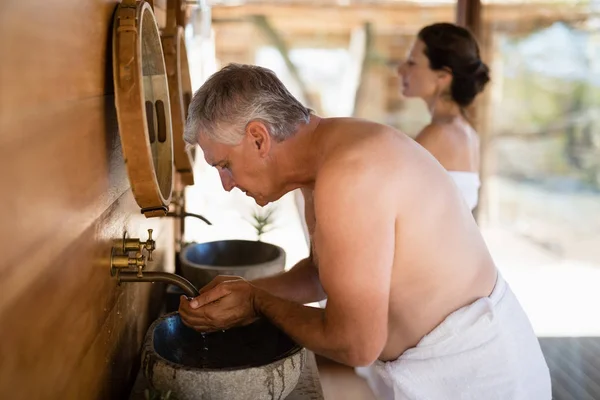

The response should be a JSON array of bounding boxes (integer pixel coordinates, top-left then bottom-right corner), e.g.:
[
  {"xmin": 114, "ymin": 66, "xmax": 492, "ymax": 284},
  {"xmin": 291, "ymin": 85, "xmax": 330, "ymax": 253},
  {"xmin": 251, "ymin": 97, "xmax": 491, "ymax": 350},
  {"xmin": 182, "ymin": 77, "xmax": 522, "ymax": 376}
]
[{"xmin": 178, "ymin": 276, "xmax": 260, "ymax": 332}]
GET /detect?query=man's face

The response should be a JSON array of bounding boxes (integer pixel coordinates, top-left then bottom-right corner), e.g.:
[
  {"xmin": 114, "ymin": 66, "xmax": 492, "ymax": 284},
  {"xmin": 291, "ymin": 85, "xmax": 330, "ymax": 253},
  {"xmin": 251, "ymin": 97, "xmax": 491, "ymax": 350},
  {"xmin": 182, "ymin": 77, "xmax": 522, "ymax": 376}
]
[{"xmin": 198, "ymin": 124, "xmax": 277, "ymax": 207}]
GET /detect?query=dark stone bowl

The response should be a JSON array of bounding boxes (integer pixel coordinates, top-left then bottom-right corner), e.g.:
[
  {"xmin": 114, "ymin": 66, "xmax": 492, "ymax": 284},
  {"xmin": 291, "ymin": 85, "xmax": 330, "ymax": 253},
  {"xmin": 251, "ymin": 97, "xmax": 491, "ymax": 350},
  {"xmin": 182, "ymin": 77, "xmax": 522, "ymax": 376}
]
[
  {"xmin": 180, "ymin": 240, "xmax": 286, "ymax": 289},
  {"xmin": 142, "ymin": 312, "xmax": 305, "ymax": 400}
]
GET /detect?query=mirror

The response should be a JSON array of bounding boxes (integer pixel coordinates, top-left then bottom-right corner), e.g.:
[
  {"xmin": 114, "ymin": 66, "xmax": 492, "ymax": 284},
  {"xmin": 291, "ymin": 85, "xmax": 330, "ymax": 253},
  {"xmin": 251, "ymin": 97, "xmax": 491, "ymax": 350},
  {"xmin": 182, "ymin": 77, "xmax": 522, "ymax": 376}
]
[{"xmin": 113, "ymin": 0, "xmax": 174, "ymax": 217}]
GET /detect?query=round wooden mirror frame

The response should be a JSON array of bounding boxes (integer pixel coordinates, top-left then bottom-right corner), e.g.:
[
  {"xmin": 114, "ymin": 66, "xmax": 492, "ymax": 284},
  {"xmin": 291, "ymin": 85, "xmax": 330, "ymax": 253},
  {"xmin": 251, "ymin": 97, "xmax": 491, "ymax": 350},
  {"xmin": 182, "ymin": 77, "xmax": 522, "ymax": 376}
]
[
  {"xmin": 112, "ymin": 0, "xmax": 174, "ymax": 218},
  {"xmin": 161, "ymin": 23, "xmax": 195, "ymax": 186}
]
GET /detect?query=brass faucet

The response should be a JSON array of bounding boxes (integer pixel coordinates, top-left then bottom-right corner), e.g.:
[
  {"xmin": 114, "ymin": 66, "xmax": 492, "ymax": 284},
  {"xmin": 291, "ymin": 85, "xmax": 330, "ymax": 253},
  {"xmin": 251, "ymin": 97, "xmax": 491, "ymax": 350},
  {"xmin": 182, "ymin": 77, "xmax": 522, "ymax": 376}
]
[
  {"xmin": 110, "ymin": 229, "xmax": 199, "ymax": 297},
  {"xmin": 165, "ymin": 211, "xmax": 212, "ymax": 225},
  {"xmin": 165, "ymin": 191, "xmax": 211, "ymax": 252},
  {"xmin": 166, "ymin": 190, "xmax": 212, "ymax": 225}
]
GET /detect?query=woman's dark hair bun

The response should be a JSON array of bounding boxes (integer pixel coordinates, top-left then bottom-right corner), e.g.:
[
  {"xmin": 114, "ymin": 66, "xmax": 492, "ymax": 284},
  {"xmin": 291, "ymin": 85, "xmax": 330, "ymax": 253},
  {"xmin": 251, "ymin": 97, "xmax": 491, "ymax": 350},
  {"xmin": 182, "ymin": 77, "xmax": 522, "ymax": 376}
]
[{"xmin": 418, "ymin": 23, "xmax": 491, "ymax": 107}]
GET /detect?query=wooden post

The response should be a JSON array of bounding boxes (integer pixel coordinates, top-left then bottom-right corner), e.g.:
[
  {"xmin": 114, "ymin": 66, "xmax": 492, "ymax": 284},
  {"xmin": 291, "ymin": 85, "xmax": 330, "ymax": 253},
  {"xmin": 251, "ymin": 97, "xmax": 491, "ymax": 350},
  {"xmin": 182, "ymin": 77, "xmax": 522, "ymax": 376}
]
[
  {"xmin": 474, "ymin": 24, "xmax": 497, "ymax": 226},
  {"xmin": 456, "ymin": 0, "xmax": 482, "ymax": 39},
  {"xmin": 456, "ymin": 0, "xmax": 490, "ymax": 224}
]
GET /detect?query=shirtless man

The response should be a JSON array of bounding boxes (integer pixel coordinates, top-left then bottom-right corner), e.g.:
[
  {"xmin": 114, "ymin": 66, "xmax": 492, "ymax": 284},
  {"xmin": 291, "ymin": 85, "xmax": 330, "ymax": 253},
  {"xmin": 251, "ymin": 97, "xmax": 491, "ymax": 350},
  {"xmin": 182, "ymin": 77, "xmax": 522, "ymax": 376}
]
[{"xmin": 180, "ymin": 63, "xmax": 550, "ymax": 399}]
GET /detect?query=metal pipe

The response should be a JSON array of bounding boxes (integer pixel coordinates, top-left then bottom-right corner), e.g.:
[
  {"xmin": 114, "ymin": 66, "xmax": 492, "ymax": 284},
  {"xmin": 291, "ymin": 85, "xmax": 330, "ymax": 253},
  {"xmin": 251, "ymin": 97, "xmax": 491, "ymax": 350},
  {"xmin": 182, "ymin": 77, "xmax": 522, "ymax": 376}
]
[
  {"xmin": 118, "ymin": 271, "xmax": 199, "ymax": 297},
  {"xmin": 166, "ymin": 212, "xmax": 212, "ymax": 225}
]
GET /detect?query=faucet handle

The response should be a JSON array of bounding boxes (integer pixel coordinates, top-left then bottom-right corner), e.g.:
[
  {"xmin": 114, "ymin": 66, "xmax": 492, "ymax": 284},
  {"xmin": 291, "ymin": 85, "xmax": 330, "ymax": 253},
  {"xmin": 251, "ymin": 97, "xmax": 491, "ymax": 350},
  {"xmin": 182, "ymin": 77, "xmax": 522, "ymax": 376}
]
[
  {"xmin": 134, "ymin": 252, "xmax": 145, "ymax": 277},
  {"xmin": 127, "ymin": 251, "xmax": 146, "ymax": 276},
  {"xmin": 144, "ymin": 228, "xmax": 155, "ymax": 261}
]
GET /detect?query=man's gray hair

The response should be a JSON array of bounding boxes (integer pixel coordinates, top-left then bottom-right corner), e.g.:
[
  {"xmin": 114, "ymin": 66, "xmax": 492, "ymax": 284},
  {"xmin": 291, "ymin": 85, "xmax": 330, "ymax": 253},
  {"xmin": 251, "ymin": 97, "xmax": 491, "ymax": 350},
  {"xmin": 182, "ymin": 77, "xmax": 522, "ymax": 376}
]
[{"xmin": 184, "ymin": 63, "xmax": 311, "ymax": 146}]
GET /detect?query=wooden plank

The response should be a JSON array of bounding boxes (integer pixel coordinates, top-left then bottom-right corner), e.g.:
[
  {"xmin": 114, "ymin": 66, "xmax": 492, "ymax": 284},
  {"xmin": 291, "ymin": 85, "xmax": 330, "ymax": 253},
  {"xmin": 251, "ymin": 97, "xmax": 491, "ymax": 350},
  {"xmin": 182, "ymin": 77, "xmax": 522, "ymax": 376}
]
[
  {"xmin": 0, "ymin": 96, "xmax": 131, "ymax": 313},
  {"xmin": 213, "ymin": 21, "xmax": 263, "ymax": 53},
  {"xmin": 0, "ymin": 191, "xmax": 174, "ymax": 400},
  {"xmin": 472, "ymin": 24, "xmax": 494, "ymax": 224},
  {"xmin": 59, "ymin": 260, "xmax": 168, "ymax": 400},
  {"xmin": 0, "ymin": 1, "xmax": 177, "ymax": 399},
  {"xmin": 210, "ymin": 4, "xmax": 589, "ymax": 35},
  {"xmin": 211, "ymin": 4, "xmax": 453, "ymax": 35},
  {"xmin": 0, "ymin": 1, "xmax": 119, "ymax": 115}
]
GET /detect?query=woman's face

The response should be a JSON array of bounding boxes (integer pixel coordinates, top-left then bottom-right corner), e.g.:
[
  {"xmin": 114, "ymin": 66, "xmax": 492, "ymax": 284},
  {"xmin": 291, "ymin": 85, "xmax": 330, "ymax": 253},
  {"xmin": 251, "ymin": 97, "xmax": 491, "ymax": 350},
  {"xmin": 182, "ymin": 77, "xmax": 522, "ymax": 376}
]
[{"xmin": 397, "ymin": 39, "xmax": 445, "ymax": 100}]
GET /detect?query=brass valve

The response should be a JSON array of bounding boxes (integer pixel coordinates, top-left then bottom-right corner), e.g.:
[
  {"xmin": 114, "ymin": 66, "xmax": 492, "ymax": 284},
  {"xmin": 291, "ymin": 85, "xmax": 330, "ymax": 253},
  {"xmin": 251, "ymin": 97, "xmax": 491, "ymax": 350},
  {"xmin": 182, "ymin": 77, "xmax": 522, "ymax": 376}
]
[
  {"xmin": 110, "ymin": 229, "xmax": 156, "ymax": 277},
  {"xmin": 123, "ymin": 229, "xmax": 155, "ymax": 261},
  {"xmin": 110, "ymin": 251, "xmax": 145, "ymax": 277},
  {"xmin": 142, "ymin": 229, "xmax": 155, "ymax": 261}
]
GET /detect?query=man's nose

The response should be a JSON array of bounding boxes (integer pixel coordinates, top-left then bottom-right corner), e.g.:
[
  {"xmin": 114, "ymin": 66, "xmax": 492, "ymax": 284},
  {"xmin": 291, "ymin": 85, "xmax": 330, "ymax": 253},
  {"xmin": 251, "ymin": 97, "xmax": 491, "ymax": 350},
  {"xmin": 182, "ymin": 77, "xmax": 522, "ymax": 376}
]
[{"xmin": 218, "ymin": 169, "xmax": 235, "ymax": 192}]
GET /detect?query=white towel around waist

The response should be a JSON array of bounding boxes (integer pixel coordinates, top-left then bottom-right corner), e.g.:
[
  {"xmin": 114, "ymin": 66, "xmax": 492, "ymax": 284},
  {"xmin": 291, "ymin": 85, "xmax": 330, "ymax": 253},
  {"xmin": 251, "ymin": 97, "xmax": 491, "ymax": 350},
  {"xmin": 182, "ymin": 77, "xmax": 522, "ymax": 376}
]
[{"xmin": 360, "ymin": 273, "xmax": 551, "ymax": 400}]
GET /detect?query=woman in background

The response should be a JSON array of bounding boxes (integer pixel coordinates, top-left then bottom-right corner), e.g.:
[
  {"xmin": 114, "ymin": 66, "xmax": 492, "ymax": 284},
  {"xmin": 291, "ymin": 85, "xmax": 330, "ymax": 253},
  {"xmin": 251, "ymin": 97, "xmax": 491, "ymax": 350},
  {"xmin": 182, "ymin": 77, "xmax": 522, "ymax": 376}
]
[
  {"xmin": 398, "ymin": 22, "xmax": 490, "ymax": 211},
  {"xmin": 356, "ymin": 23, "xmax": 492, "ymax": 399}
]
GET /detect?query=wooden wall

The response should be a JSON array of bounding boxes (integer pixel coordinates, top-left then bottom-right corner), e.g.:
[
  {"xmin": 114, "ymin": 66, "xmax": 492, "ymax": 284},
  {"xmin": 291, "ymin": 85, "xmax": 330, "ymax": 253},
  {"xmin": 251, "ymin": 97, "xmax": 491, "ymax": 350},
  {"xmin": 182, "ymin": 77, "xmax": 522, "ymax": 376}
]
[{"xmin": 0, "ymin": 1, "xmax": 175, "ymax": 398}]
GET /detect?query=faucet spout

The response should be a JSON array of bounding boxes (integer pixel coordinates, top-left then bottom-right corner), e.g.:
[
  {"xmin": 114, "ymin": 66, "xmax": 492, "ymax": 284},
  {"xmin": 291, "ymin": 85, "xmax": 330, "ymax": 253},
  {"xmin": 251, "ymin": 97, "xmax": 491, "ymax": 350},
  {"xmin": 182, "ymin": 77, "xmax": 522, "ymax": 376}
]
[
  {"xmin": 166, "ymin": 212, "xmax": 212, "ymax": 225},
  {"xmin": 118, "ymin": 271, "xmax": 200, "ymax": 297}
]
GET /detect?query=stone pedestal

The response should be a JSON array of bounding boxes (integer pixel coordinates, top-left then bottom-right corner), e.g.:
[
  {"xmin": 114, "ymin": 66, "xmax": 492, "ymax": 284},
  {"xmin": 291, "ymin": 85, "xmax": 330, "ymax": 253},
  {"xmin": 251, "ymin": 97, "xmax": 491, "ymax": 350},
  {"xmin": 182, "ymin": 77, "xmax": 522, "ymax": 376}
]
[{"xmin": 129, "ymin": 351, "xmax": 324, "ymax": 400}]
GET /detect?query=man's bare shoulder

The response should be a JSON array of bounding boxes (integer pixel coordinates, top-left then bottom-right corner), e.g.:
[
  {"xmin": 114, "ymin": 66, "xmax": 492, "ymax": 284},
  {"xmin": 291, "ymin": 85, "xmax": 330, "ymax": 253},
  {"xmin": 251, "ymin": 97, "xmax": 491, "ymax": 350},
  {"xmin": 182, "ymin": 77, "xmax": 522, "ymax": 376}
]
[
  {"xmin": 334, "ymin": 117, "xmax": 410, "ymax": 139},
  {"xmin": 313, "ymin": 141, "xmax": 398, "ymax": 208},
  {"xmin": 322, "ymin": 118, "xmax": 411, "ymax": 161},
  {"xmin": 314, "ymin": 118, "xmax": 436, "ymax": 199},
  {"xmin": 311, "ymin": 146, "xmax": 398, "ymax": 243}
]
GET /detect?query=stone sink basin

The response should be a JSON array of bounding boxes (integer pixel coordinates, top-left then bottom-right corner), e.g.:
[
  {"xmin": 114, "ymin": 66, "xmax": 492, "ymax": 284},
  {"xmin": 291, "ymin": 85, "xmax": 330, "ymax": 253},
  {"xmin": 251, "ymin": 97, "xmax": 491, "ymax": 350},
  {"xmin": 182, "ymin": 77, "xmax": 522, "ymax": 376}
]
[
  {"xmin": 142, "ymin": 312, "xmax": 306, "ymax": 400},
  {"xmin": 180, "ymin": 240, "xmax": 286, "ymax": 288}
]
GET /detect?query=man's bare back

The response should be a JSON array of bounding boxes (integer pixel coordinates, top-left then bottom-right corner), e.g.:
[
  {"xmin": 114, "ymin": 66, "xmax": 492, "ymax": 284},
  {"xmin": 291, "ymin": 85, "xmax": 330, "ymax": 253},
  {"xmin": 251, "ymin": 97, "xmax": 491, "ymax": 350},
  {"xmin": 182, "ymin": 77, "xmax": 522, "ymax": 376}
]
[{"xmin": 303, "ymin": 117, "xmax": 497, "ymax": 361}]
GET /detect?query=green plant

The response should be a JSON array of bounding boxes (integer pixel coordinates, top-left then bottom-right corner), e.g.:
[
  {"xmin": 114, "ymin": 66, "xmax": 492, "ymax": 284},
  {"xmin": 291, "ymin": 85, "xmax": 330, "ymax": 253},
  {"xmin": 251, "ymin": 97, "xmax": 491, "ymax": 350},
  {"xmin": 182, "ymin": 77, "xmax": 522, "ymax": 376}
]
[
  {"xmin": 248, "ymin": 205, "xmax": 278, "ymax": 241},
  {"xmin": 144, "ymin": 388, "xmax": 178, "ymax": 400}
]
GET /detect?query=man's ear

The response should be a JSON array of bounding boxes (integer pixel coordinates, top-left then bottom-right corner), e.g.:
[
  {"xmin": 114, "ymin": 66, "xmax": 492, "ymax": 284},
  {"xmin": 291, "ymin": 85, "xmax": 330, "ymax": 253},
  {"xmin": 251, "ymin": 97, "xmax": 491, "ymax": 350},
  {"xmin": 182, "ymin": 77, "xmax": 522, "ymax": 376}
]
[{"xmin": 246, "ymin": 121, "xmax": 271, "ymax": 157}]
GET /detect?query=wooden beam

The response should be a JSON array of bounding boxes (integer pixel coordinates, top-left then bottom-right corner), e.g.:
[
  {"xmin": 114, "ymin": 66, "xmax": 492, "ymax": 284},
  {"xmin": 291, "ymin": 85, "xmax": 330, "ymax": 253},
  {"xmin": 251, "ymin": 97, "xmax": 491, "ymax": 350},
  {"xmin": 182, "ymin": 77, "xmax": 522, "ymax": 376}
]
[
  {"xmin": 213, "ymin": 20, "xmax": 351, "ymax": 48},
  {"xmin": 211, "ymin": 4, "xmax": 589, "ymax": 36},
  {"xmin": 472, "ymin": 24, "xmax": 494, "ymax": 224},
  {"xmin": 352, "ymin": 22, "xmax": 373, "ymax": 117},
  {"xmin": 212, "ymin": 5, "xmax": 452, "ymax": 35},
  {"xmin": 456, "ymin": 0, "xmax": 485, "ymax": 222},
  {"xmin": 250, "ymin": 15, "xmax": 316, "ymax": 110}
]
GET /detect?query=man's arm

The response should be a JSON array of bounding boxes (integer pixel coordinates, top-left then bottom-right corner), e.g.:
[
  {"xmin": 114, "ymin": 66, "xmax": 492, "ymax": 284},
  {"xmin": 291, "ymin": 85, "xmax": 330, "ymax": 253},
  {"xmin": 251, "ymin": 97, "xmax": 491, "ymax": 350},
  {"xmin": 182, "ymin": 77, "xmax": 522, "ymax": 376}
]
[
  {"xmin": 251, "ymin": 251, "xmax": 326, "ymax": 304},
  {"xmin": 254, "ymin": 161, "xmax": 395, "ymax": 366},
  {"xmin": 252, "ymin": 187, "xmax": 325, "ymax": 304}
]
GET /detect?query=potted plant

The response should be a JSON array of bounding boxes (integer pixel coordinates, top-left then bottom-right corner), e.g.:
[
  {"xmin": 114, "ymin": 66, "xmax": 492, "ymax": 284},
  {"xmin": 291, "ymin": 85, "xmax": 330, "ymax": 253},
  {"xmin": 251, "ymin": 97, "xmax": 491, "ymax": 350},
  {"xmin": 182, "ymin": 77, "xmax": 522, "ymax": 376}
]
[
  {"xmin": 144, "ymin": 388, "xmax": 177, "ymax": 400},
  {"xmin": 178, "ymin": 205, "xmax": 286, "ymax": 289},
  {"xmin": 248, "ymin": 204, "xmax": 278, "ymax": 241}
]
